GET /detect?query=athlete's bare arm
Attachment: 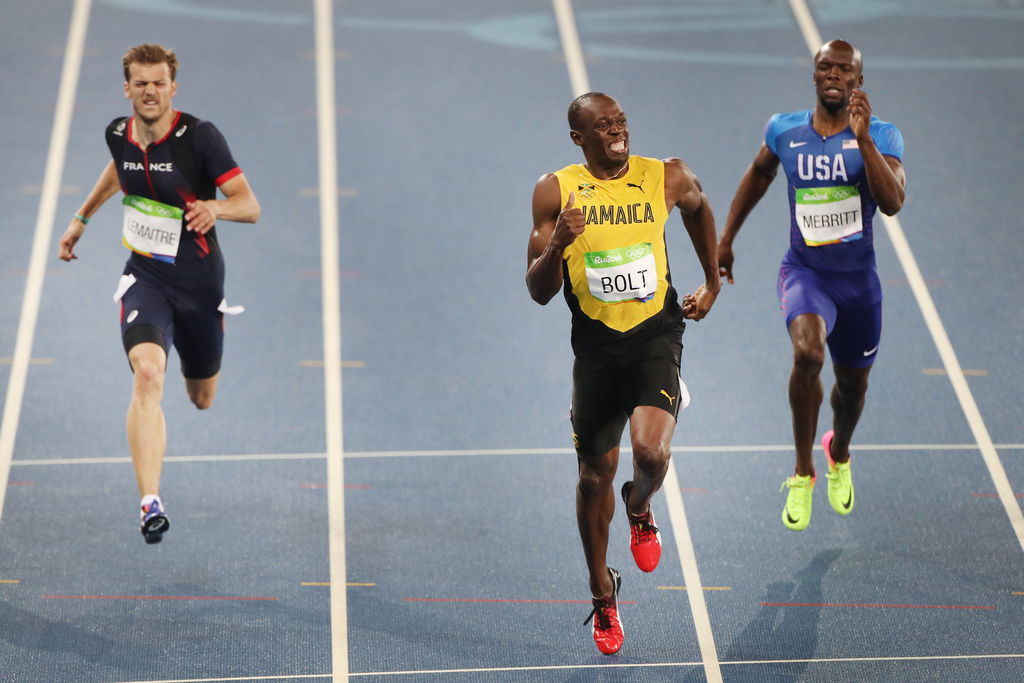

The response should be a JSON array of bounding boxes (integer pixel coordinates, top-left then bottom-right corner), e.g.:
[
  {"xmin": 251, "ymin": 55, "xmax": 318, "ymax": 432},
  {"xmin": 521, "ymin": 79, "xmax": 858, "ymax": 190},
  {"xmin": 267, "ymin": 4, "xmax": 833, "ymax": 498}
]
[
  {"xmin": 848, "ymin": 90, "xmax": 906, "ymax": 216},
  {"xmin": 526, "ymin": 173, "xmax": 585, "ymax": 305},
  {"xmin": 183, "ymin": 172, "xmax": 261, "ymax": 235},
  {"xmin": 717, "ymin": 144, "xmax": 780, "ymax": 284},
  {"xmin": 58, "ymin": 160, "xmax": 121, "ymax": 262},
  {"xmin": 664, "ymin": 158, "xmax": 720, "ymax": 321}
]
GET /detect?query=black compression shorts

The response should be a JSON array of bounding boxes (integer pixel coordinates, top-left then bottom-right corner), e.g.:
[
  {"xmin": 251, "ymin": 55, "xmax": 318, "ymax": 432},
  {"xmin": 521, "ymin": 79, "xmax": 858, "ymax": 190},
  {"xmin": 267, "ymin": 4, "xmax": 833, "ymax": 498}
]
[
  {"xmin": 117, "ymin": 261, "xmax": 225, "ymax": 380},
  {"xmin": 570, "ymin": 333, "xmax": 683, "ymax": 457}
]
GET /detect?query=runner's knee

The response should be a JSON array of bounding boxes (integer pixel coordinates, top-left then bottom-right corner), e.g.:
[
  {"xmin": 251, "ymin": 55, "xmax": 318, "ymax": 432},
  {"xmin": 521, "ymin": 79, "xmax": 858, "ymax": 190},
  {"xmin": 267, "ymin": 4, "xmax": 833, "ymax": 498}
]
[
  {"xmin": 835, "ymin": 366, "xmax": 870, "ymax": 398},
  {"xmin": 189, "ymin": 390, "xmax": 214, "ymax": 410},
  {"xmin": 130, "ymin": 357, "xmax": 165, "ymax": 398},
  {"xmin": 186, "ymin": 379, "xmax": 217, "ymax": 410},
  {"xmin": 631, "ymin": 439, "xmax": 670, "ymax": 479},
  {"xmin": 792, "ymin": 340, "xmax": 825, "ymax": 376},
  {"xmin": 577, "ymin": 452, "xmax": 617, "ymax": 495}
]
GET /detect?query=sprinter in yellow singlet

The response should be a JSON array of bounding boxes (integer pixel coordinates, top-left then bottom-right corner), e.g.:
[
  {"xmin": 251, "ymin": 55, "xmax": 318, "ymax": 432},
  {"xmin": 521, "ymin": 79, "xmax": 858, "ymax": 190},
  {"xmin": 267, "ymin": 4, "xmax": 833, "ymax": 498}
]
[{"xmin": 526, "ymin": 92, "xmax": 720, "ymax": 655}]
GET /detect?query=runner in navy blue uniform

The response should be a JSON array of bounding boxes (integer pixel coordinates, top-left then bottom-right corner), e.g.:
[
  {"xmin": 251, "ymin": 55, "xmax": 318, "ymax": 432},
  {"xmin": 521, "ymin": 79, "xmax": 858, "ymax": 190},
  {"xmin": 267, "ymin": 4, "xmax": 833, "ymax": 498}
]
[
  {"xmin": 716, "ymin": 40, "xmax": 906, "ymax": 531},
  {"xmin": 58, "ymin": 44, "xmax": 260, "ymax": 543}
]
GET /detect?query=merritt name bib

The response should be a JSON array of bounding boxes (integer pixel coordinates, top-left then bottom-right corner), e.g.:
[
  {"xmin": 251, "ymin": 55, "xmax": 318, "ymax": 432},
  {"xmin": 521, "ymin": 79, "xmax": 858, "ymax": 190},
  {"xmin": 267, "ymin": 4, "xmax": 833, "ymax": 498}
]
[{"xmin": 795, "ymin": 185, "xmax": 862, "ymax": 246}]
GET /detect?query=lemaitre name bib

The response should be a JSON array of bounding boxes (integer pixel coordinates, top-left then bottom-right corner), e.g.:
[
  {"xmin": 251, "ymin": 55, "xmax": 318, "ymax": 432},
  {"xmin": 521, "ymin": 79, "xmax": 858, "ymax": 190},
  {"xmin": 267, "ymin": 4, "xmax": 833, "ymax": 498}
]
[
  {"xmin": 555, "ymin": 156, "xmax": 672, "ymax": 333},
  {"xmin": 122, "ymin": 195, "xmax": 183, "ymax": 264}
]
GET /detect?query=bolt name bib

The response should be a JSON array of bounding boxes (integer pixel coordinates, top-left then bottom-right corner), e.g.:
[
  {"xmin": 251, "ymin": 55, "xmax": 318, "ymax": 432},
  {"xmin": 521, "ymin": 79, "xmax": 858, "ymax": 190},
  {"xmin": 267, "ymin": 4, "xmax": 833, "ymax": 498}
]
[
  {"xmin": 584, "ymin": 243, "xmax": 657, "ymax": 303},
  {"xmin": 795, "ymin": 185, "xmax": 862, "ymax": 246},
  {"xmin": 122, "ymin": 195, "xmax": 183, "ymax": 264}
]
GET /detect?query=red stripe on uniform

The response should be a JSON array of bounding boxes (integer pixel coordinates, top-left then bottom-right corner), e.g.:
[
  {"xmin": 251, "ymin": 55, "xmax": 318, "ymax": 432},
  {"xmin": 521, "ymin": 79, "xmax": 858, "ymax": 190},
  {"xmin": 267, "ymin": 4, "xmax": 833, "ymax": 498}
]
[{"xmin": 215, "ymin": 167, "xmax": 242, "ymax": 186}]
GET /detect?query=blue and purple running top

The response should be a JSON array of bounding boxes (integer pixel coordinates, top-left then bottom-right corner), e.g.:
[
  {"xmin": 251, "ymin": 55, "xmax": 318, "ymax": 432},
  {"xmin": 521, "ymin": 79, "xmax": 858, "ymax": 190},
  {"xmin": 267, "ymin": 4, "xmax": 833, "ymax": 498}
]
[
  {"xmin": 766, "ymin": 109, "xmax": 903, "ymax": 273},
  {"xmin": 766, "ymin": 110, "xmax": 903, "ymax": 367}
]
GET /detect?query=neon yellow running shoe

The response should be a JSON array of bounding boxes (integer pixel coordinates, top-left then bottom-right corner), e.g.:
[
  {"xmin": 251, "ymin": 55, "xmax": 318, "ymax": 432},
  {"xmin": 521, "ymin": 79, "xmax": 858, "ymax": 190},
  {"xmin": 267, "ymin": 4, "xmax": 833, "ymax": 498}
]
[
  {"xmin": 824, "ymin": 430, "xmax": 854, "ymax": 515},
  {"xmin": 780, "ymin": 474, "xmax": 816, "ymax": 531}
]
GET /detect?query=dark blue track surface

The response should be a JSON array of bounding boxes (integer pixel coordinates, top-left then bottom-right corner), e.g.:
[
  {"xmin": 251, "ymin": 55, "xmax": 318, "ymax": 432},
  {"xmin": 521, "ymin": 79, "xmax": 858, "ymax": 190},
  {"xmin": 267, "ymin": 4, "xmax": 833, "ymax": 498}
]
[{"xmin": 1, "ymin": 1, "xmax": 1022, "ymax": 681}]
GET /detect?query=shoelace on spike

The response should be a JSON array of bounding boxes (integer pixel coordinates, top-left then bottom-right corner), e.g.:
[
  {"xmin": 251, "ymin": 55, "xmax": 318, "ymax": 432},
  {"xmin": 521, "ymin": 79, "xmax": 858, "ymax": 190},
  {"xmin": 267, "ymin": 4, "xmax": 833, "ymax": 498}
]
[
  {"xmin": 780, "ymin": 476, "xmax": 812, "ymax": 493},
  {"xmin": 630, "ymin": 512, "xmax": 659, "ymax": 542},
  {"xmin": 583, "ymin": 597, "xmax": 614, "ymax": 629},
  {"xmin": 826, "ymin": 463, "xmax": 850, "ymax": 482}
]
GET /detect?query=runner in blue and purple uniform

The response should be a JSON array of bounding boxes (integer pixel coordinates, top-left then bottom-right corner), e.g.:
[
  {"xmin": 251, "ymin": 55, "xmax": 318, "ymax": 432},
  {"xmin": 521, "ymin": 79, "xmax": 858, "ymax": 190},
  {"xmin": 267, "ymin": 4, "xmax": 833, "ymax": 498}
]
[
  {"xmin": 58, "ymin": 44, "xmax": 260, "ymax": 543},
  {"xmin": 717, "ymin": 39, "xmax": 906, "ymax": 531}
]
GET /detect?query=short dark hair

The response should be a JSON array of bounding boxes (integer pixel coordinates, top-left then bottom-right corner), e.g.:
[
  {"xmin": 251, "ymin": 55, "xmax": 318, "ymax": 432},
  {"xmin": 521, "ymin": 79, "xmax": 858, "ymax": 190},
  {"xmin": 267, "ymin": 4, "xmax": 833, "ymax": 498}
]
[
  {"xmin": 568, "ymin": 91, "xmax": 612, "ymax": 130},
  {"xmin": 122, "ymin": 43, "xmax": 178, "ymax": 81}
]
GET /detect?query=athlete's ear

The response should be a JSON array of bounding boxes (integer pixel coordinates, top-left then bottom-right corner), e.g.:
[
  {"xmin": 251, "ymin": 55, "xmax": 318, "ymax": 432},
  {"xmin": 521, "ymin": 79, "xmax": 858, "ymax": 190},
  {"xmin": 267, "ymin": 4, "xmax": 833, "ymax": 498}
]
[
  {"xmin": 569, "ymin": 129, "xmax": 583, "ymax": 147},
  {"xmin": 170, "ymin": 80, "xmax": 177, "ymax": 98},
  {"xmin": 124, "ymin": 81, "xmax": 130, "ymax": 99}
]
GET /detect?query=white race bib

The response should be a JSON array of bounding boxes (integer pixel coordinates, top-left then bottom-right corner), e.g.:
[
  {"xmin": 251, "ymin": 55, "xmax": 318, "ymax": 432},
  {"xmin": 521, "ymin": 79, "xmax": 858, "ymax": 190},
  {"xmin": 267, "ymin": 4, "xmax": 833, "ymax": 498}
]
[
  {"xmin": 122, "ymin": 195, "xmax": 183, "ymax": 263},
  {"xmin": 795, "ymin": 186, "xmax": 862, "ymax": 246},
  {"xmin": 584, "ymin": 243, "xmax": 657, "ymax": 303}
]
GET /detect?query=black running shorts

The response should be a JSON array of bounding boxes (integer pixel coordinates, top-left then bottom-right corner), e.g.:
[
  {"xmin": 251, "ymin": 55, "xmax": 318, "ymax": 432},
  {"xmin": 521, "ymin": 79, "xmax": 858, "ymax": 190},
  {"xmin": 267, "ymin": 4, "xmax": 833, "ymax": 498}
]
[
  {"xmin": 118, "ymin": 262, "xmax": 225, "ymax": 380},
  {"xmin": 570, "ymin": 333, "xmax": 683, "ymax": 458}
]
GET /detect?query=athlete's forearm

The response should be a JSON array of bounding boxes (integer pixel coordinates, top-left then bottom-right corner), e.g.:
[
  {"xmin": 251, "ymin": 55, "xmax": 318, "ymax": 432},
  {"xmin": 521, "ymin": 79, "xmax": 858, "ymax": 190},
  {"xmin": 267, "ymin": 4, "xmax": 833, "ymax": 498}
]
[
  {"xmin": 76, "ymin": 161, "xmax": 121, "ymax": 220},
  {"xmin": 526, "ymin": 245, "xmax": 566, "ymax": 305},
  {"xmin": 682, "ymin": 198, "xmax": 722, "ymax": 291},
  {"xmin": 721, "ymin": 164, "xmax": 773, "ymax": 246},
  {"xmin": 207, "ymin": 194, "xmax": 261, "ymax": 223},
  {"xmin": 858, "ymin": 136, "xmax": 905, "ymax": 216},
  {"xmin": 212, "ymin": 174, "xmax": 261, "ymax": 223}
]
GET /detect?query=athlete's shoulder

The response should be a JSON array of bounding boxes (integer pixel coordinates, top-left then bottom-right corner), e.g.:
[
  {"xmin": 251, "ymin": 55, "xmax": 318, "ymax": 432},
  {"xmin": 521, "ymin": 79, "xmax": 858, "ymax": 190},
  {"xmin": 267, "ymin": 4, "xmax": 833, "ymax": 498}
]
[
  {"xmin": 190, "ymin": 116, "xmax": 236, "ymax": 163},
  {"xmin": 657, "ymin": 156, "xmax": 687, "ymax": 178},
  {"xmin": 633, "ymin": 155, "xmax": 666, "ymax": 173},
  {"xmin": 184, "ymin": 115, "xmax": 222, "ymax": 141},
  {"xmin": 106, "ymin": 116, "xmax": 129, "ymax": 137},
  {"xmin": 868, "ymin": 115, "xmax": 904, "ymax": 159},
  {"xmin": 764, "ymin": 110, "xmax": 812, "ymax": 153},
  {"xmin": 175, "ymin": 114, "xmax": 227, "ymax": 144},
  {"xmin": 552, "ymin": 162, "xmax": 587, "ymax": 185},
  {"xmin": 104, "ymin": 117, "xmax": 130, "ymax": 158}
]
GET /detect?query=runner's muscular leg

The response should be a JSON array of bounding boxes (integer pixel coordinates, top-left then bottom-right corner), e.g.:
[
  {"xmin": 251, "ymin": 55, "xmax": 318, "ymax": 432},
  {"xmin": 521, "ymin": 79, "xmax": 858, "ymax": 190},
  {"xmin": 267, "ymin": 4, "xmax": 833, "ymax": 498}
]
[
  {"xmin": 828, "ymin": 362, "xmax": 871, "ymax": 464},
  {"xmin": 623, "ymin": 405, "xmax": 675, "ymax": 515},
  {"xmin": 126, "ymin": 342, "xmax": 167, "ymax": 497},
  {"xmin": 788, "ymin": 313, "xmax": 827, "ymax": 477},
  {"xmin": 577, "ymin": 444, "xmax": 619, "ymax": 598}
]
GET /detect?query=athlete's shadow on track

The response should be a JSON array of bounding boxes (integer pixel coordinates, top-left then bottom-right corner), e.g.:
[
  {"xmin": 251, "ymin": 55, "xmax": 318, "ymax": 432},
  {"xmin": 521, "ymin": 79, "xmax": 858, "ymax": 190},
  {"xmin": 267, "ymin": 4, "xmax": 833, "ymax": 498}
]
[
  {"xmin": 698, "ymin": 548, "xmax": 842, "ymax": 682},
  {"xmin": 0, "ymin": 599, "xmax": 127, "ymax": 672}
]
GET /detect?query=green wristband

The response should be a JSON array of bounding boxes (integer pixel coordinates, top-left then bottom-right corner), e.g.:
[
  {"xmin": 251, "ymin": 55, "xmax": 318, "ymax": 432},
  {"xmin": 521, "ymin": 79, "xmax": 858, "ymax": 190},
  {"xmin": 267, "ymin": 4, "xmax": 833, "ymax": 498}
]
[{"xmin": 74, "ymin": 213, "xmax": 89, "ymax": 225}]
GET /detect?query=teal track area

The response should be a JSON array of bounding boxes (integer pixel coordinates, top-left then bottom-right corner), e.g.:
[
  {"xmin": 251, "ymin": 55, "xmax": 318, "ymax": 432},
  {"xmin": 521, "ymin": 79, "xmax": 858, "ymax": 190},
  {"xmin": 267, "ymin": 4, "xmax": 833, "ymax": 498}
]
[{"xmin": 1, "ymin": 1, "xmax": 1023, "ymax": 681}]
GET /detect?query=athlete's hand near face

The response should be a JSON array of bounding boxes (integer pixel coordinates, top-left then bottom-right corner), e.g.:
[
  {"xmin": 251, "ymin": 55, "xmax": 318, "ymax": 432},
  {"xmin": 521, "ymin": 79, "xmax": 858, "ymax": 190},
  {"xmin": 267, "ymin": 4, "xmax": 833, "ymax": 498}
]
[{"xmin": 848, "ymin": 89, "xmax": 872, "ymax": 140}]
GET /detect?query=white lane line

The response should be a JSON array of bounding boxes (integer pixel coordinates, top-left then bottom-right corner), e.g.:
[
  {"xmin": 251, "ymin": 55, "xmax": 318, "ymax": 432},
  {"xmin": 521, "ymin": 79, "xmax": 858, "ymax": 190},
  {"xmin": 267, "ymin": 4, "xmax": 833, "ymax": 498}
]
[
  {"xmin": 343, "ymin": 651, "xmax": 1024, "ymax": 677},
  {"xmin": 786, "ymin": 0, "xmax": 822, "ymax": 55},
  {"xmin": 0, "ymin": 0, "xmax": 92, "ymax": 527},
  {"xmin": 104, "ymin": 650, "xmax": 1024, "ymax": 681},
  {"xmin": 881, "ymin": 214, "xmax": 1024, "ymax": 550},
  {"xmin": 785, "ymin": 0, "xmax": 1024, "ymax": 554},
  {"xmin": 313, "ymin": 0, "xmax": 349, "ymax": 679},
  {"xmin": 552, "ymin": 0, "xmax": 590, "ymax": 96},
  {"xmin": 664, "ymin": 458, "xmax": 723, "ymax": 681},
  {"xmin": 8, "ymin": 443, "xmax": 1024, "ymax": 467},
  {"xmin": 550, "ymin": 4, "xmax": 722, "ymax": 681}
]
